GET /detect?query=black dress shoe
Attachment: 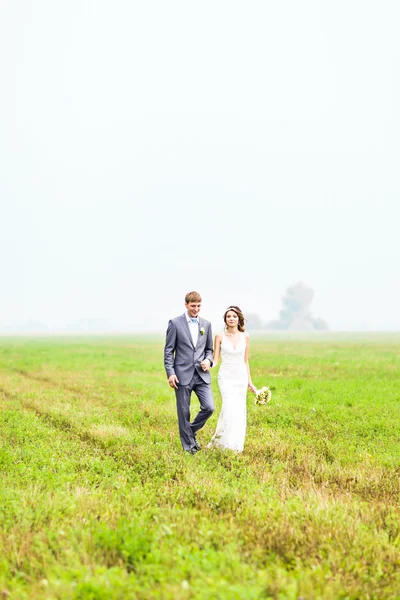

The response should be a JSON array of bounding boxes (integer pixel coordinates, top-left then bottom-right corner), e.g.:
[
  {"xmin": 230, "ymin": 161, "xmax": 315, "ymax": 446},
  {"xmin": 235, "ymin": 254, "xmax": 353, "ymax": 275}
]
[
  {"xmin": 185, "ymin": 447, "xmax": 199, "ymax": 454},
  {"xmin": 194, "ymin": 437, "xmax": 201, "ymax": 451}
]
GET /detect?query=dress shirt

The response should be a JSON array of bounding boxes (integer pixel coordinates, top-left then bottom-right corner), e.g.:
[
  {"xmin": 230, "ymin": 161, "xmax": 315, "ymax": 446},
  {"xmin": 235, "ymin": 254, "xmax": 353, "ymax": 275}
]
[{"xmin": 186, "ymin": 314, "xmax": 199, "ymax": 346}]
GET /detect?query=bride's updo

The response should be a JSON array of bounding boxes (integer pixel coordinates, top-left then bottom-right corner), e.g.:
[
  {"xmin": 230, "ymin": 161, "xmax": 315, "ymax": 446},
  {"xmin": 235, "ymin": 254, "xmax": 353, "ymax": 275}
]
[{"xmin": 223, "ymin": 306, "xmax": 246, "ymax": 332}]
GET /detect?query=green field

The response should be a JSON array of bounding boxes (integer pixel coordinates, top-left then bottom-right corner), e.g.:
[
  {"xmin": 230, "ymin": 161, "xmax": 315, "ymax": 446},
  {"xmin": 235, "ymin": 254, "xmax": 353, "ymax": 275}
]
[{"xmin": 0, "ymin": 334, "xmax": 399, "ymax": 599}]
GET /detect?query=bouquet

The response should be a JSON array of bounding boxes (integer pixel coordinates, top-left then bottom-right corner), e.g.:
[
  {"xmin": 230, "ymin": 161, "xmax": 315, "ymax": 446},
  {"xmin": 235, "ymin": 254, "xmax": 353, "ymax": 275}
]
[{"xmin": 254, "ymin": 386, "xmax": 272, "ymax": 405}]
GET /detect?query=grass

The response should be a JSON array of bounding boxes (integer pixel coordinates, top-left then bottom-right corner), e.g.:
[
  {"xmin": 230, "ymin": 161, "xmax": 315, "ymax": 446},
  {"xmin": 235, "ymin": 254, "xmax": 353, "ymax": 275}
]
[{"xmin": 0, "ymin": 333, "xmax": 399, "ymax": 599}]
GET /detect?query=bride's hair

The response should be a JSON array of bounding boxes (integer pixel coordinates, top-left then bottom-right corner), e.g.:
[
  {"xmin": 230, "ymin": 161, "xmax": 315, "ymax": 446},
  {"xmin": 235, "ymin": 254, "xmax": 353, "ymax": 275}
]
[{"xmin": 223, "ymin": 306, "xmax": 246, "ymax": 332}]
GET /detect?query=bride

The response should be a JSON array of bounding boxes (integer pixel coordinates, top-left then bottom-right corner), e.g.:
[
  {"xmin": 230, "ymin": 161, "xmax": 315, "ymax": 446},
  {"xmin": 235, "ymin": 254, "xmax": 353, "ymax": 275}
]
[{"xmin": 208, "ymin": 306, "xmax": 256, "ymax": 452}]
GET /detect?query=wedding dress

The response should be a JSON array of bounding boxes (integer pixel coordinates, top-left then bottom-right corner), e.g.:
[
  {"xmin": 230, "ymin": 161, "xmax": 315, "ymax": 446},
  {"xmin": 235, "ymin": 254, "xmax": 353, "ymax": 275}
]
[{"xmin": 209, "ymin": 331, "xmax": 248, "ymax": 452}]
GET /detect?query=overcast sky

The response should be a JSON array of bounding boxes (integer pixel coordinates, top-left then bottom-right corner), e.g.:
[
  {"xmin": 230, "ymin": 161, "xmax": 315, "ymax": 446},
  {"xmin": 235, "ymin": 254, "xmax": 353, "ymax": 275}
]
[{"xmin": 1, "ymin": 0, "xmax": 399, "ymax": 333}]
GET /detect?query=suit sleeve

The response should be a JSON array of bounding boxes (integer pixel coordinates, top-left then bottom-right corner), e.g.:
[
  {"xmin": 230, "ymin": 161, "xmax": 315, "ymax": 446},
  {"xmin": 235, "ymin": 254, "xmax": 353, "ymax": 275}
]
[
  {"xmin": 164, "ymin": 320, "xmax": 176, "ymax": 377},
  {"xmin": 205, "ymin": 323, "xmax": 214, "ymax": 367}
]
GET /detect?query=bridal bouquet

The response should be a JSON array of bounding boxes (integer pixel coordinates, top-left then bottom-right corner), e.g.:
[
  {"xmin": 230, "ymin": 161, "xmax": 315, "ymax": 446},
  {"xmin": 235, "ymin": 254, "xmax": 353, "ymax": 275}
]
[{"xmin": 254, "ymin": 386, "xmax": 272, "ymax": 405}]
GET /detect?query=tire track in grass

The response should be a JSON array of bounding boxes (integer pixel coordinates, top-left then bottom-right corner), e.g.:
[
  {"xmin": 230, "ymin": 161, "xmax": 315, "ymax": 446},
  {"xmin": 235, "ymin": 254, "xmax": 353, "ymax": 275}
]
[
  {"xmin": 0, "ymin": 385, "xmax": 14, "ymax": 400},
  {"xmin": 9, "ymin": 366, "xmax": 145, "ymax": 415},
  {"xmin": 2, "ymin": 364, "xmax": 173, "ymax": 446},
  {"xmin": 13, "ymin": 368, "xmax": 82, "ymax": 394},
  {"xmin": 0, "ymin": 375, "xmax": 181, "ymax": 485},
  {"xmin": 0, "ymin": 378, "xmax": 146, "ymax": 473},
  {"xmin": 12, "ymin": 367, "xmax": 132, "ymax": 401},
  {"xmin": 3, "ymin": 364, "xmax": 139, "ymax": 422}
]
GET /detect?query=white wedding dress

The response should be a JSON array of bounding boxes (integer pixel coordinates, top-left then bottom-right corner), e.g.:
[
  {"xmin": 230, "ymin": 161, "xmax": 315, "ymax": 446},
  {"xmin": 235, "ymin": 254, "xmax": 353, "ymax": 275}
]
[{"xmin": 209, "ymin": 331, "xmax": 248, "ymax": 452}]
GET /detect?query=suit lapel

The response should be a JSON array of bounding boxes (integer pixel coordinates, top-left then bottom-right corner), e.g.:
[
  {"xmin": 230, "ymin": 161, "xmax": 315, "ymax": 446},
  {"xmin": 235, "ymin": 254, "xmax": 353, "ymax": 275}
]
[
  {"xmin": 181, "ymin": 314, "xmax": 195, "ymax": 349},
  {"xmin": 195, "ymin": 318, "xmax": 203, "ymax": 348}
]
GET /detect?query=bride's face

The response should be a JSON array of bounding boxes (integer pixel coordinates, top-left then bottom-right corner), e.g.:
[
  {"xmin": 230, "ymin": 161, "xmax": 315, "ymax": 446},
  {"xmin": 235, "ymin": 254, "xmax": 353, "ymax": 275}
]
[{"xmin": 225, "ymin": 311, "xmax": 239, "ymax": 328}]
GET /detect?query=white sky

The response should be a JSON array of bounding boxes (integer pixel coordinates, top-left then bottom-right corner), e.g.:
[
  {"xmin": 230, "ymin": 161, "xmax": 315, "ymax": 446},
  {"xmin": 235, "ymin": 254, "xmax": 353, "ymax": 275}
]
[{"xmin": 1, "ymin": 0, "xmax": 399, "ymax": 333}]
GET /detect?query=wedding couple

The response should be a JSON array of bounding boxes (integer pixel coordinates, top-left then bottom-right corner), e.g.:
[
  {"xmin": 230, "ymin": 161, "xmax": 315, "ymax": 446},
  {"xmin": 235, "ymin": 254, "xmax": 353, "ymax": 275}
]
[{"xmin": 164, "ymin": 291, "xmax": 257, "ymax": 454}]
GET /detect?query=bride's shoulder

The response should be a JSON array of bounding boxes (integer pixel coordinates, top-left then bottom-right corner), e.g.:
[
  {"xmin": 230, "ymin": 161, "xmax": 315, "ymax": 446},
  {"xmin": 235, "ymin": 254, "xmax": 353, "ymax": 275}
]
[
  {"xmin": 244, "ymin": 331, "xmax": 250, "ymax": 340},
  {"xmin": 215, "ymin": 331, "xmax": 224, "ymax": 341}
]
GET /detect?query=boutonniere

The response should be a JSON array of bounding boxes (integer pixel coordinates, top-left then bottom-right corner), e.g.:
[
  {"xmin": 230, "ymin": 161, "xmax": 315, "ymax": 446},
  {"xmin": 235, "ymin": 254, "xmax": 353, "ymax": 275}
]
[{"xmin": 200, "ymin": 327, "xmax": 205, "ymax": 335}]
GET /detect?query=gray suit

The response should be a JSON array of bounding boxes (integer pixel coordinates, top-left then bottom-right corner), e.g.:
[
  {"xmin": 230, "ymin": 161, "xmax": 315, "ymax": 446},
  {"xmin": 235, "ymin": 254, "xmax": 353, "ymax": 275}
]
[{"xmin": 164, "ymin": 314, "xmax": 214, "ymax": 451}]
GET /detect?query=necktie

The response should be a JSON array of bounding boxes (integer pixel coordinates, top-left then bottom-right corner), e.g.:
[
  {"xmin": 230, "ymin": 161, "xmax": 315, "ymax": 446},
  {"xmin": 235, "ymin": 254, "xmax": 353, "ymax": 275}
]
[{"xmin": 190, "ymin": 318, "xmax": 197, "ymax": 323}]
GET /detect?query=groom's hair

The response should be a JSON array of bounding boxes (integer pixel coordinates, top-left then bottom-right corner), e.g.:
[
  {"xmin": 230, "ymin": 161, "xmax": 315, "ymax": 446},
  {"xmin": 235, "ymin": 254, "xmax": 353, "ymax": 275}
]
[{"xmin": 185, "ymin": 291, "xmax": 202, "ymax": 303}]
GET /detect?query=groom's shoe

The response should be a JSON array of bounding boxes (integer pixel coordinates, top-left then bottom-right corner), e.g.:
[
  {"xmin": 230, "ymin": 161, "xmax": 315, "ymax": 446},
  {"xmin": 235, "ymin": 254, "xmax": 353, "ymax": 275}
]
[
  {"xmin": 186, "ymin": 447, "xmax": 199, "ymax": 455},
  {"xmin": 194, "ymin": 436, "xmax": 201, "ymax": 451}
]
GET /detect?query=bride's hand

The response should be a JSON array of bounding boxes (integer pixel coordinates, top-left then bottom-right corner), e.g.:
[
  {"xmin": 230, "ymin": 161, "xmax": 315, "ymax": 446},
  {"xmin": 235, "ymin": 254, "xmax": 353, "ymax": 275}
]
[{"xmin": 248, "ymin": 382, "xmax": 257, "ymax": 393}]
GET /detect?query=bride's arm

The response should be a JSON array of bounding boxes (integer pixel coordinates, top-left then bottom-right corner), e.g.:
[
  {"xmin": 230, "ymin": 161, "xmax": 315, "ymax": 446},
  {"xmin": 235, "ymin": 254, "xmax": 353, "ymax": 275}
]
[
  {"xmin": 212, "ymin": 334, "xmax": 222, "ymax": 367},
  {"xmin": 244, "ymin": 333, "xmax": 257, "ymax": 392}
]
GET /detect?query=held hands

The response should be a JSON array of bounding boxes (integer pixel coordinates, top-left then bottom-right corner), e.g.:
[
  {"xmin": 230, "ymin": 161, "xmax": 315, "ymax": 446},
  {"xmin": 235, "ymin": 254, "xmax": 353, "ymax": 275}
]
[
  {"xmin": 168, "ymin": 361, "xmax": 210, "ymax": 389},
  {"xmin": 168, "ymin": 374, "xmax": 179, "ymax": 389}
]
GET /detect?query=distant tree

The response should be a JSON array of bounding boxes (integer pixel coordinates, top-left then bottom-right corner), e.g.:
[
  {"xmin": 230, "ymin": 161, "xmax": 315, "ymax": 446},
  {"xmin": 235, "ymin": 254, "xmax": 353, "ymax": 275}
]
[
  {"xmin": 266, "ymin": 282, "xmax": 328, "ymax": 331},
  {"xmin": 311, "ymin": 317, "xmax": 329, "ymax": 330},
  {"xmin": 245, "ymin": 313, "xmax": 263, "ymax": 330}
]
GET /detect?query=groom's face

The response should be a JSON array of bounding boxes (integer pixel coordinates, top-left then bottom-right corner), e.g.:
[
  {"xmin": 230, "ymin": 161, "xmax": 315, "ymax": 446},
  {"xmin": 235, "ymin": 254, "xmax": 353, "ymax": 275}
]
[{"xmin": 186, "ymin": 301, "xmax": 201, "ymax": 318}]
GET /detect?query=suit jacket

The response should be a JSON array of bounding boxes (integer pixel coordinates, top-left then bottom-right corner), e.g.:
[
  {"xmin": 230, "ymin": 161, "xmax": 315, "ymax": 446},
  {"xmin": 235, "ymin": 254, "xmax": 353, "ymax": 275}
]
[{"xmin": 164, "ymin": 314, "xmax": 214, "ymax": 385}]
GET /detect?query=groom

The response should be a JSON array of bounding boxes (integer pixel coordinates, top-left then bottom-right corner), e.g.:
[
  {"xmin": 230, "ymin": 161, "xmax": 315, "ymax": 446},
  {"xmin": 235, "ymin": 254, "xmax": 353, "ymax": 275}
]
[{"xmin": 164, "ymin": 291, "xmax": 214, "ymax": 453}]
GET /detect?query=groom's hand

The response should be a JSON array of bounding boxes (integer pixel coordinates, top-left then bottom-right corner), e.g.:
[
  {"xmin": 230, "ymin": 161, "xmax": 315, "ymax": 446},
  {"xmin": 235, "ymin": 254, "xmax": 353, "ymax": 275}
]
[
  {"xmin": 168, "ymin": 374, "xmax": 179, "ymax": 389},
  {"xmin": 201, "ymin": 359, "xmax": 211, "ymax": 371}
]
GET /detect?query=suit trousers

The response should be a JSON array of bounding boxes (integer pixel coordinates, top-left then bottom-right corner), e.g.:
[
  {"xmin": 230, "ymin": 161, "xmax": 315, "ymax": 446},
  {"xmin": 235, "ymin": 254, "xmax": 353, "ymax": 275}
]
[{"xmin": 175, "ymin": 370, "xmax": 214, "ymax": 451}]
